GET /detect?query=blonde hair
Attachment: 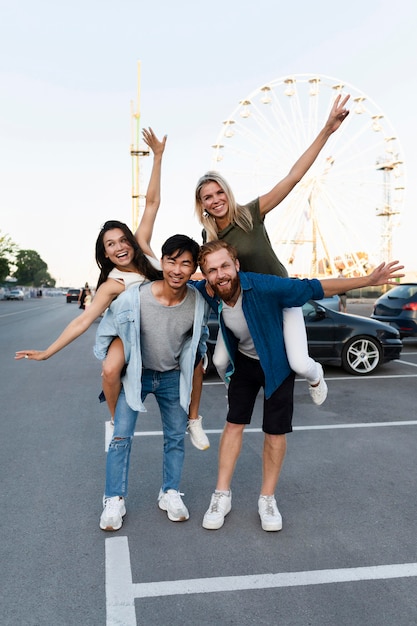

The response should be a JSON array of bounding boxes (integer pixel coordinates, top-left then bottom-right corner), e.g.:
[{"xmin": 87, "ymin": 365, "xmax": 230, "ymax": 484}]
[{"xmin": 195, "ymin": 171, "xmax": 253, "ymax": 241}]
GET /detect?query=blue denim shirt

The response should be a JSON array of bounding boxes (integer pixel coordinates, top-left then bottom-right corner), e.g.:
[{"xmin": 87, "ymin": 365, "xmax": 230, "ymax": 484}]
[
  {"xmin": 194, "ymin": 272, "xmax": 324, "ymax": 399},
  {"xmin": 94, "ymin": 283, "xmax": 210, "ymax": 413}
]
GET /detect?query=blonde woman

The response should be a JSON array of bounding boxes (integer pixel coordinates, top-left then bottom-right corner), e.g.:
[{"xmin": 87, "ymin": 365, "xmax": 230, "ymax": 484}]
[{"xmin": 195, "ymin": 94, "xmax": 350, "ymax": 405}]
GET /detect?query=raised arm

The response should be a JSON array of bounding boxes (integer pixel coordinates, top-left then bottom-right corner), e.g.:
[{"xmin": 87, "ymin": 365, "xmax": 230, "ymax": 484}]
[
  {"xmin": 259, "ymin": 94, "xmax": 350, "ymax": 216},
  {"xmin": 15, "ymin": 279, "xmax": 124, "ymax": 361},
  {"xmin": 320, "ymin": 261, "xmax": 404, "ymax": 297},
  {"xmin": 134, "ymin": 128, "xmax": 167, "ymax": 258}
]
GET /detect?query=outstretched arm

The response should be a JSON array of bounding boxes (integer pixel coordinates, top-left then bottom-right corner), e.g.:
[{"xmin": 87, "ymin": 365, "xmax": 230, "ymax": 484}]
[
  {"xmin": 134, "ymin": 128, "xmax": 167, "ymax": 258},
  {"xmin": 15, "ymin": 279, "xmax": 124, "ymax": 361},
  {"xmin": 320, "ymin": 261, "xmax": 404, "ymax": 297},
  {"xmin": 259, "ymin": 94, "xmax": 350, "ymax": 216}
]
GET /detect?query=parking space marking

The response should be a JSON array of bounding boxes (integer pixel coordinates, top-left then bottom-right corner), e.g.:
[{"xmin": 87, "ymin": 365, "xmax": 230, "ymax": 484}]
[
  {"xmin": 106, "ymin": 536, "xmax": 417, "ymax": 625},
  {"xmin": 397, "ymin": 359, "xmax": 417, "ymax": 367},
  {"xmin": 105, "ymin": 420, "xmax": 417, "ymax": 450}
]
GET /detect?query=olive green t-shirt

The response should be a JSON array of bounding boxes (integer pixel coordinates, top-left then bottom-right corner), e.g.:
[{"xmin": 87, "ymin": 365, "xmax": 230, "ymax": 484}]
[{"xmin": 215, "ymin": 198, "xmax": 288, "ymax": 278}]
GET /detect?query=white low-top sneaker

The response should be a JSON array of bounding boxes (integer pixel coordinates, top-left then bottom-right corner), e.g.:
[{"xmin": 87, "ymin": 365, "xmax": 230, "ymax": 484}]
[
  {"xmin": 100, "ymin": 496, "xmax": 126, "ymax": 531},
  {"xmin": 202, "ymin": 490, "xmax": 232, "ymax": 530},
  {"xmin": 158, "ymin": 489, "xmax": 189, "ymax": 521},
  {"xmin": 187, "ymin": 415, "xmax": 210, "ymax": 450},
  {"xmin": 258, "ymin": 495, "xmax": 282, "ymax": 532},
  {"xmin": 309, "ymin": 364, "xmax": 328, "ymax": 406}
]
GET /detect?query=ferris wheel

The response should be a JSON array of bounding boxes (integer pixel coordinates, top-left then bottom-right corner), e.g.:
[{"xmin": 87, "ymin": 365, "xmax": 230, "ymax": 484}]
[{"xmin": 210, "ymin": 74, "xmax": 405, "ymax": 277}]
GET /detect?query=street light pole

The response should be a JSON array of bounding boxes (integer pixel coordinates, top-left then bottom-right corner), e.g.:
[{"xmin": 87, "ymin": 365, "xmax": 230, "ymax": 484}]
[{"xmin": 130, "ymin": 61, "xmax": 149, "ymax": 232}]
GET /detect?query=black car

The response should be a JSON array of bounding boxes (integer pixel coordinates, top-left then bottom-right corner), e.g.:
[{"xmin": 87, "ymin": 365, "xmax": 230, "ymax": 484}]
[
  {"xmin": 206, "ymin": 300, "xmax": 402, "ymax": 376},
  {"xmin": 66, "ymin": 288, "xmax": 81, "ymax": 303},
  {"xmin": 371, "ymin": 283, "xmax": 417, "ymax": 338}
]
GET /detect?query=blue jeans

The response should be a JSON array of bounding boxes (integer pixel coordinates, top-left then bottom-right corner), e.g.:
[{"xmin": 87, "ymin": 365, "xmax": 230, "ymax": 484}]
[{"xmin": 104, "ymin": 369, "xmax": 188, "ymax": 498}]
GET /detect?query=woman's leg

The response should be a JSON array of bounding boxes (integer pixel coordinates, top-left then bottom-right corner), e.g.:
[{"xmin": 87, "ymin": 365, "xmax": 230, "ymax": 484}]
[
  {"xmin": 187, "ymin": 359, "xmax": 210, "ymax": 450},
  {"xmin": 283, "ymin": 307, "xmax": 327, "ymax": 404},
  {"xmin": 283, "ymin": 307, "xmax": 319, "ymax": 381},
  {"xmin": 102, "ymin": 337, "xmax": 125, "ymax": 421},
  {"xmin": 213, "ymin": 331, "xmax": 229, "ymax": 382}
]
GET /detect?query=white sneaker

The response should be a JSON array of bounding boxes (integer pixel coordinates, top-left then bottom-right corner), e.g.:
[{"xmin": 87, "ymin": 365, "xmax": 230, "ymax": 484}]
[
  {"xmin": 187, "ymin": 415, "xmax": 210, "ymax": 450},
  {"xmin": 158, "ymin": 489, "xmax": 189, "ymax": 521},
  {"xmin": 202, "ymin": 490, "xmax": 232, "ymax": 530},
  {"xmin": 309, "ymin": 364, "xmax": 328, "ymax": 406},
  {"xmin": 258, "ymin": 495, "xmax": 282, "ymax": 532},
  {"xmin": 100, "ymin": 496, "xmax": 126, "ymax": 531}
]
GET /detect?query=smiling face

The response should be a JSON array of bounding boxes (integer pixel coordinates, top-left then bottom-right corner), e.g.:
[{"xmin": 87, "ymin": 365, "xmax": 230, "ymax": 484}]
[
  {"xmin": 161, "ymin": 250, "xmax": 196, "ymax": 291},
  {"xmin": 103, "ymin": 228, "xmax": 135, "ymax": 269},
  {"xmin": 199, "ymin": 181, "xmax": 230, "ymax": 227},
  {"xmin": 201, "ymin": 247, "xmax": 241, "ymax": 305}
]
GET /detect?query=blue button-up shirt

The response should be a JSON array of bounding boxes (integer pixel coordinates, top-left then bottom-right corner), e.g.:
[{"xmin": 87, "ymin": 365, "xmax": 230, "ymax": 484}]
[{"xmin": 194, "ymin": 272, "xmax": 324, "ymax": 398}]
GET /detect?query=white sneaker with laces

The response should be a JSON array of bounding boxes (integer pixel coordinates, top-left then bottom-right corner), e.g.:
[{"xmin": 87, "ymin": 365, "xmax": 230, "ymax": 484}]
[
  {"xmin": 158, "ymin": 489, "xmax": 189, "ymax": 521},
  {"xmin": 258, "ymin": 495, "xmax": 282, "ymax": 532},
  {"xmin": 100, "ymin": 496, "xmax": 126, "ymax": 531},
  {"xmin": 202, "ymin": 490, "xmax": 232, "ymax": 530},
  {"xmin": 309, "ymin": 364, "xmax": 328, "ymax": 406},
  {"xmin": 187, "ymin": 415, "xmax": 210, "ymax": 450}
]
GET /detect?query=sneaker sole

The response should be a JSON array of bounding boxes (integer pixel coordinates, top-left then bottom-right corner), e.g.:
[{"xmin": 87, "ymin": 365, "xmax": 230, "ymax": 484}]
[
  {"xmin": 190, "ymin": 440, "xmax": 210, "ymax": 451},
  {"xmin": 260, "ymin": 520, "xmax": 283, "ymax": 532},
  {"xmin": 99, "ymin": 514, "xmax": 125, "ymax": 532},
  {"xmin": 187, "ymin": 431, "xmax": 210, "ymax": 450},
  {"xmin": 202, "ymin": 504, "xmax": 231, "ymax": 530},
  {"xmin": 202, "ymin": 518, "xmax": 225, "ymax": 530},
  {"xmin": 100, "ymin": 521, "xmax": 123, "ymax": 531},
  {"xmin": 158, "ymin": 502, "xmax": 189, "ymax": 522},
  {"xmin": 99, "ymin": 506, "xmax": 126, "ymax": 531}
]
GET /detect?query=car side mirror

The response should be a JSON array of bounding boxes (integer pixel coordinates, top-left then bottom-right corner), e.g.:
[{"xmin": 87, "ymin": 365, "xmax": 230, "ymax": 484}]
[{"xmin": 312, "ymin": 306, "xmax": 326, "ymax": 320}]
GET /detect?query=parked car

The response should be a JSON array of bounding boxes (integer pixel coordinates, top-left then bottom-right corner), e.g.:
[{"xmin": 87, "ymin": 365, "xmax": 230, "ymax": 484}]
[
  {"xmin": 7, "ymin": 288, "xmax": 25, "ymax": 301},
  {"xmin": 371, "ymin": 283, "xmax": 417, "ymax": 338},
  {"xmin": 206, "ymin": 299, "xmax": 402, "ymax": 376},
  {"xmin": 66, "ymin": 288, "xmax": 81, "ymax": 303},
  {"xmin": 314, "ymin": 294, "xmax": 341, "ymax": 312}
]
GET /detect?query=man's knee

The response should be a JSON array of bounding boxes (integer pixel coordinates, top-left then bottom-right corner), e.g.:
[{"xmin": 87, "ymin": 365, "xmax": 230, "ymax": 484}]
[
  {"xmin": 264, "ymin": 433, "xmax": 286, "ymax": 449},
  {"xmin": 224, "ymin": 422, "xmax": 246, "ymax": 436}
]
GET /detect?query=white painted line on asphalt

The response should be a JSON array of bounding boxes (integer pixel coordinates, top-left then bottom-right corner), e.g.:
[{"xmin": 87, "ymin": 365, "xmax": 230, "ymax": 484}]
[
  {"xmin": 105, "ymin": 420, "xmax": 417, "ymax": 449},
  {"xmin": 106, "ymin": 536, "xmax": 136, "ymax": 626},
  {"xmin": 132, "ymin": 562, "xmax": 417, "ymax": 598},
  {"xmin": 0, "ymin": 305, "xmax": 46, "ymax": 318},
  {"xmin": 204, "ymin": 372, "xmax": 417, "ymax": 386},
  {"xmin": 133, "ymin": 421, "xmax": 417, "ymax": 437},
  {"xmin": 397, "ymin": 359, "xmax": 417, "ymax": 368},
  {"xmin": 105, "ymin": 536, "xmax": 417, "ymax": 624}
]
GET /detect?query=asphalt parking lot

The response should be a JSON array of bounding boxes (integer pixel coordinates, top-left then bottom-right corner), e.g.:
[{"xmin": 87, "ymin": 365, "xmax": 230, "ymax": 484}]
[
  {"xmin": 104, "ymin": 304, "xmax": 417, "ymax": 625},
  {"xmin": 2, "ymin": 298, "xmax": 417, "ymax": 625}
]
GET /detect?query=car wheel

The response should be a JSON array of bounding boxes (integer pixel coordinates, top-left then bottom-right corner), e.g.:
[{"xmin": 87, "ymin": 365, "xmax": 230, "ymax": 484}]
[{"xmin": 341, "ymin": 335, "xmax": 382, "ymax": 375}]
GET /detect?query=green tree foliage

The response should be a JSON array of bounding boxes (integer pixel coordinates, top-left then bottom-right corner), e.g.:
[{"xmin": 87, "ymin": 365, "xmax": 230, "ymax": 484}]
[
  {"xmin": 0, "ymin": 232, "xmax": 18, "ymax": 281},
  {"xmin": 13, "ymin": 249, "xmax": 55, "ymax": 287},
  {"xmin": 0, "ymin": 256, "xmax": 10, "ymax": 282}
]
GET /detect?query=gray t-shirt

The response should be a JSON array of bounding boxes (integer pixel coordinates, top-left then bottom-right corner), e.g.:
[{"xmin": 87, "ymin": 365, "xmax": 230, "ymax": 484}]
[{"xmin": 139, "ymin": 282, "xmax": 196, "ymax": 371}]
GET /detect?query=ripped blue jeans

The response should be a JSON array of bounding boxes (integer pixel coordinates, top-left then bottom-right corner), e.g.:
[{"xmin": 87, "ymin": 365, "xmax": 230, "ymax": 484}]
[{"xmin": 104, "ymin": 369, "xmax": 188, "ymax": 498}]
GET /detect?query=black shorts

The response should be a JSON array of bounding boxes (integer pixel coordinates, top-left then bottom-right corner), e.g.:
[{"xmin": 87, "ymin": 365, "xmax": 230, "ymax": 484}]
[{"xmin": 227, "ymin": 351, "xmax": 295, "ymax": 435}]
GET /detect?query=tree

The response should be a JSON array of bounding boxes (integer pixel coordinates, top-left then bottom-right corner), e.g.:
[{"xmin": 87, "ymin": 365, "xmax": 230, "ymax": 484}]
[
  {"xmin": 13, "ymin": 249, "xmax": 55, "ymax": 287},
  {"xmin": 0, "ymin": 232, "xmax": 18, "ymax": 282},
  {"xmin": 0, "ymin": 257, "xmax": 10, "ymax": 282}
]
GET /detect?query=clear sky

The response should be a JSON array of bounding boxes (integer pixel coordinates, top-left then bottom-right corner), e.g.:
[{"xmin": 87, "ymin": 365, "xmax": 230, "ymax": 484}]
[{"xmin": 0, "ymin": 0, "xmax": 416, "ymax": 286}]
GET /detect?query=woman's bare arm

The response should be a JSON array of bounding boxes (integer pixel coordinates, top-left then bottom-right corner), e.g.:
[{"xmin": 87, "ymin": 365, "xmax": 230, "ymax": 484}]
[
  {"xmin": 15, "ymin": 279, "xmax": 124, "ymax": 361},
  {"xmin": 134, "ymin": 128, "xmax": 167, "ymax": 258}
]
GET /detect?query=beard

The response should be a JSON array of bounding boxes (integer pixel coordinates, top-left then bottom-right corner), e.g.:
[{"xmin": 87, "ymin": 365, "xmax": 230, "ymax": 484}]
[{"xmin": 210, "ymin": 275, "xmax": 240, "ymax": 304}]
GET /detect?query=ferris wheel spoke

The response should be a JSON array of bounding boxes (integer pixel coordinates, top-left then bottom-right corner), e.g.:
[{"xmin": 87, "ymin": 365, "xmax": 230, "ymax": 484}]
[{"xmin": 211, "ymin": 74, "xmax": 405, "ymax": 275}]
